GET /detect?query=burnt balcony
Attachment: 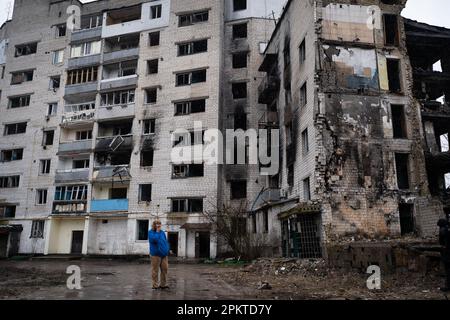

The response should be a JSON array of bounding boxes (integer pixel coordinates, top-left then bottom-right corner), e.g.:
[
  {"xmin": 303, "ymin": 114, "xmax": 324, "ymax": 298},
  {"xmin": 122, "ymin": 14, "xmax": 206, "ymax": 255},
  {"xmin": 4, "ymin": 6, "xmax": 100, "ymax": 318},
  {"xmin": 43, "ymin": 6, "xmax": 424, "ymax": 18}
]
[
  {"xmin": 258, "ymin": 111, "xmax": 279, "ymax": 128},
  {"xmin": 95, "ymin": 135, "xmax": 133, "ymax": 153},
  {"xmin": 258, "ymin": 75, "xmax": 280, "ymax": 104},
  {"xmin": 92, "ymin": 165, "xmax": 131, "ymax": 182}
]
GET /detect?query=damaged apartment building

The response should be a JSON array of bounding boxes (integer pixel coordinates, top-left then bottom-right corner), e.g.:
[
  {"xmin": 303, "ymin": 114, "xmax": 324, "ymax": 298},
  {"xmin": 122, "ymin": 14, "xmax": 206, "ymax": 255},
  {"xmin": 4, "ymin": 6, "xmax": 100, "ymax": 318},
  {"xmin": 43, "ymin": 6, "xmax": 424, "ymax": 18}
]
[
  {"xmin": 0, "ymin": 0, "xmax": 283, "ymax": 258},
  {"xmin": 253, "ymin": 0, "xmax": 450, "ymax": 259}
]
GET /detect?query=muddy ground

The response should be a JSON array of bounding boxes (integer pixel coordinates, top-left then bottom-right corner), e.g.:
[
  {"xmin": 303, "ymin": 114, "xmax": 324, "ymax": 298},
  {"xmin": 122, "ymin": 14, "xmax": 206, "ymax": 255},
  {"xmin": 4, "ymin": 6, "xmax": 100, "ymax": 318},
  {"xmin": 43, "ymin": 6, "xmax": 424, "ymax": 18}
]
[{"xmin": 0, "ymin": 258, "xmax": 448, "ymax": 300}]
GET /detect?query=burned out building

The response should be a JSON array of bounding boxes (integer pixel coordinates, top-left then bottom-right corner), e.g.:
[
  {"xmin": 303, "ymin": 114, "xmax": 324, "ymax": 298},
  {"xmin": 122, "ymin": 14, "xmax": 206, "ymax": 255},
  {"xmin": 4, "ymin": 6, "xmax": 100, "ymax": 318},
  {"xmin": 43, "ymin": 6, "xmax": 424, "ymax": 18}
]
[
  {"xmin": 0, "ymin": 0, "xmax": 283, "ymax": 258},
  {"xmin": 253, "ymin": 0, "xmax": 448, "ymax": 258}
]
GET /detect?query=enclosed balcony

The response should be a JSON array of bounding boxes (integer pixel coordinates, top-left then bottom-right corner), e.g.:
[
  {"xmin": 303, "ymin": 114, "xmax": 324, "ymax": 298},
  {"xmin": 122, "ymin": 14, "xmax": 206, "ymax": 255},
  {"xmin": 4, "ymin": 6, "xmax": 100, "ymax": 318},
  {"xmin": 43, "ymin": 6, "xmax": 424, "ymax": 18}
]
[
  {"xmin": 100, "ymin": 60, "xmax": 138, "ymax": 91},
  {"xmin": 103, "ymin": 34, "xmax": 140, "ymax": 64},
  {"xmin": 70, "ymin": 14, "xmax": 103, "ymax": 43},
  {"xmin": 52, "ymin": 185, "xmax": 88, "ymax": 215},
  {"xmin": 98, "ymin": 89, "xmax": 136, "ymax": 120}
]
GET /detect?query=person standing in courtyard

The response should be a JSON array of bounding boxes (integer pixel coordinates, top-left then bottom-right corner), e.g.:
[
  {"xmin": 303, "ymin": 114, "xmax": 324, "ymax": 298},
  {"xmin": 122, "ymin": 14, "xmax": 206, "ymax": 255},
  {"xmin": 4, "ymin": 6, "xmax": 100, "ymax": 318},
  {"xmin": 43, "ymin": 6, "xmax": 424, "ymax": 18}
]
[{"xmin": 149, "ymin": 220, "xmax": 170, "ymax": 290}]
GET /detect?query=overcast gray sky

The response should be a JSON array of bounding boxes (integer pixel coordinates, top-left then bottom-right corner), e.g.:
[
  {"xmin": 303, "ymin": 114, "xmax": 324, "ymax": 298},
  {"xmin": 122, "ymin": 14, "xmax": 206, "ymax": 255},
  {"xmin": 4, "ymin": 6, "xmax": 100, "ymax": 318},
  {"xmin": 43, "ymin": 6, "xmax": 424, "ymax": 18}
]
[{"xmin": 0, "ymin": 0, "xmax": 450, "ymax": 28}]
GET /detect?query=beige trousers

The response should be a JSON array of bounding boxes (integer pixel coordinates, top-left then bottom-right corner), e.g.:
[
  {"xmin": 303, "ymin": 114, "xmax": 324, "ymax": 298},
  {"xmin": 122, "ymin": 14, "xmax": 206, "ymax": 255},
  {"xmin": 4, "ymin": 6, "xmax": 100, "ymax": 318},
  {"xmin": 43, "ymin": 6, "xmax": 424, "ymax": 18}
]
[{"xmin": 151, "ymin": 256, "xmax": 168, "ymax": 288}]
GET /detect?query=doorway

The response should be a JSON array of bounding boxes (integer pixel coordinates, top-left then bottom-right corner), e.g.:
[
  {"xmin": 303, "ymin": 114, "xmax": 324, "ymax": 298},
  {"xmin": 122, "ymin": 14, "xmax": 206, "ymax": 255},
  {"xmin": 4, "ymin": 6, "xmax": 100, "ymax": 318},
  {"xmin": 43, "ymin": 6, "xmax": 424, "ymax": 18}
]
[
  {"xmin": 71, "ymin": 231, "xmax": 84, "ymax": 254},
  {"xmin": 195, "ymin": 231, "xmax": 210, "ymax": 259},
  {"xmin": 168, "ymin": 232, "xmax": 178, "ymax": 257}
]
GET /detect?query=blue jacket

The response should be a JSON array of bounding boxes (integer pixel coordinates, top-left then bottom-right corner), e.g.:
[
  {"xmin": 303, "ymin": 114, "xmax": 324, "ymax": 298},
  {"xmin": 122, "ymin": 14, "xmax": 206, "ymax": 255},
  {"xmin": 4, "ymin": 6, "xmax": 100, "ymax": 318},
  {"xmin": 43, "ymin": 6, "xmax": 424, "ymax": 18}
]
[{"xmin": 148, "ymin": 230, "xmax": 170, "ymax": 257}]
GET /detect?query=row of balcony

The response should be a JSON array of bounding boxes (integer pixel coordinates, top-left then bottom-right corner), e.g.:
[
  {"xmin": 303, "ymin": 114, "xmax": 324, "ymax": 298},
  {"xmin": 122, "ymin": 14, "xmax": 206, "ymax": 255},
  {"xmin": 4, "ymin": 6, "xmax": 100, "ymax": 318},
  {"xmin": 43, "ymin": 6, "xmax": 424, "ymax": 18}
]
[{"xmin": 58, "ymin": 135, "xmax": 133, "ymax": 155}]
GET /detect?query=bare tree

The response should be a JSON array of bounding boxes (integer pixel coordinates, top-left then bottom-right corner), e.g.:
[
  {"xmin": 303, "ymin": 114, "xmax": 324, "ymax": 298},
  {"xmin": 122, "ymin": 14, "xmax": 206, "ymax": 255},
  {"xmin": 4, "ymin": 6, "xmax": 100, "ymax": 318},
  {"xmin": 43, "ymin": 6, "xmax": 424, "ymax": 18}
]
[{"xmin": 203, "ymin": 200, "xmax": 259, "ymax": 260}]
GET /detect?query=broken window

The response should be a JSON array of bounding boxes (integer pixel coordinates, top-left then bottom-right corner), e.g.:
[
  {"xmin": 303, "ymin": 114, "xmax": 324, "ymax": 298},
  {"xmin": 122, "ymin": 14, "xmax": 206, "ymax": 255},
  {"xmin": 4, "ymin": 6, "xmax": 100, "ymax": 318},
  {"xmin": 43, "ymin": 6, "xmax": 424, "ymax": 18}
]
[
  {"xmin": 232, "ymin": 82, "xmax": 247, "ymax": 99},
  {"xmin": 110, "ymin": 188, "xmax": 127, "ymax": 199},
  {"xmin": 101, "ymin": 89, "xmax": 135, "ymax": 107},
  {"xmin": 233, "ymin": 23, "xmax": 247, "ymax": 39},
  {"xmin": 300, "ymin": 82, "xmax": 307, "ymax": 106},
  {"xmin": 302, "ymin": 128, "xmax": 309, "ymax": 155},
  {"xmin": 230, "ymin": 180, "xmax": 247, "ymax": 199},
  {"xmin": 387, "ymin": 59, "xmax": 401, "ymax": 93},
  {"xmin": 175, "ymin": 99, "xmax": 206, "ymax": 116},
  {"xmin": 171, "ymin": 198, "xmax": 203, "ymax": 213},
  {"xmin": 67, "ymin": 66, "xmax": 98, "ymax": 85},
  {"xmin": 179, "ymin": 11, "xmax": 209, "ymax": 27},
  {"xmin": 150, "ymin": 4, "xmax": 162, "ymax": 19},
  {"xmin": 234, "ymin": 107, "xmax": 247, "ymax": 130},
  {"xmin": 232, "ymin": 52, "xmax": 247, "ymax": 69},
  {"xmin": 36, "ymin": 189, "xmax": 48, "ymax": 205},
  {"xmin": 145, "ymin": 88, "xmax": 157, "ymax": 104},
  {"xmin": 8, "ymin": 95, "xmax": 31, "ymax": 108},
  {"xmin": 0, "ymin": 149, "xmax": 23, "ymax": 162},
  {"xmin": 15, "ymin": 42, "xmax": 38, "ymax": 57},
  {"xmin": 149, "ymin": 31, "xmax": 160, "ymax": 46},
  {"xmin": 299, "ymin": 38, "xmax": 306, "ymax": 65},
  {"xmin": 233, "ymin": 0, "xmax": 247, "ymax": 11},
  {"xmin": 391, "ymin": 104, "xmax": 407, "ymax": 139},
  {"xmin": 55, "ymin": 24, "xmax": 67, "ymax": 38},
  {"xmin": 73, "ymin": 159, "xmax": 90, "ymax": 169},
  {"xmin": 303, "ymin": 177, "xmax": 311, "ymax": 201},
  {"xmin": 0, "ymin": 206, "xmax": 16, "ymax": 218},
  {"xmin": 137, "ymin": 220, "xmax": 149, "ymax": 240},
  {"xmin": 395, "ymin": 153, "xmax": 410, "ymax": 190},
  {"xmin": 399, "ymin": 203, "xmax": 414, "ymax": 235},
  {"xmin": 76, "ymin": 130, "xmax": 92, "ymax": 141},
  {"xmin": 172, "ymin": 164, "xmax": 204, "ymax": 178},
  {"xmin": 178, "ymin": 39, "xmax": 208, "ymax": 56},
  {"xmin": 0, "ymin": 176, "xmax": 20, "ymax": 188},
  {"xmin": 11, "ymin": 70, "xmax": 34, "ymax": 85},
  {"xmin": 175, "ymin": 69, "xmax": 207, "ymax": 86},
  {"xmin": 384, "ymin": 14, "xmax": 399, "ymax": 46},
  {"xmin": 143, "ymin": 119, "xmax": 156, "ymax": 135},
  {"xmin": 31, "ymin": 220, "xmax": 45, "ymax": 238},
  {"xmin": 139, "ymin": 184, "xmax": 152, "ymax": 202},
  {"xmin": 43, "ymin": 130, "xmax": 55, "ymax": 146},
  {"xmin": 147, "ymin": 59, "xmax": 159, "ymax": 74},
  {"xmin": 79, "ymin": 14, "xmax": 102, "ymax": 30},
  {"xmin": 141, "ymin": 150, "xmax": 154, "ymax": 167},
  {"xmin": 49, "ymin": 76, "xmax": 61, "ymax": 90},
  {"xmin": 47, "ymin": 103, "xmax": 58, "ymax": 116},
  {"xmin": 39, "ymin": 159, "xmax": 51, "ymax": 175},
  {"xmin": 4, "ymin": 122, "xmax": 27, "ymax": 135}
]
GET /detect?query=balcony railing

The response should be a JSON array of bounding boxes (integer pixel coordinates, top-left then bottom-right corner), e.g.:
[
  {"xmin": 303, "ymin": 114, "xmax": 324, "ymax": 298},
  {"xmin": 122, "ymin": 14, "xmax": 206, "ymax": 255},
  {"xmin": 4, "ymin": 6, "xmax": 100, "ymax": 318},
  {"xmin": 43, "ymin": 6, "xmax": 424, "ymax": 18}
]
[
  {"xmin": 65, "ymin": 82, "xmax": 98, "ymax": 96},
  {"xmin": 52, "ymin": 200, "xmax": 87, "ymax": 214},
  {"xmin": 91, "ymin": 199, "xmax": 129, "ymax": 212},
  {"xmin": 92, "ymin": 165, "xmax": 131, "ymax": 182},
  {"xmin": 103, "ymin": 47, "xmax": 139, "ymax": 63},
  {"xmin": 70, "ymin": 26, "xmax": 102, "ymax": 43},
  {"xmin": 55, "ymin": 169, "xmax": 90, "ymax": 183},
  {"xmin": 97, "ymin": 103, "xmax": 135, "ymax": 120},
  {"xmin": 100, "ymin": 74, "xmax": 138, "ymax": 91},
  {"xmin": 62, "ymin": 111, "xmax": 96, "ymax": 127},
  {"xmin": 58, "ymin": 140, "xmax": 93, "ymax": 155}
]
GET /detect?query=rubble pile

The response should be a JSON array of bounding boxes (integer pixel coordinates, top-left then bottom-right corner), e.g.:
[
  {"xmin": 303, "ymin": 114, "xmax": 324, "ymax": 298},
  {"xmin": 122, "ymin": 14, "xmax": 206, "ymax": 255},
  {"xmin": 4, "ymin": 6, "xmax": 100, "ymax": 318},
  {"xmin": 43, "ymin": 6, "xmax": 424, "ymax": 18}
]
[{"xmin": 244, "ymin": 258, "xmax": 329, "ymax": 277}]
